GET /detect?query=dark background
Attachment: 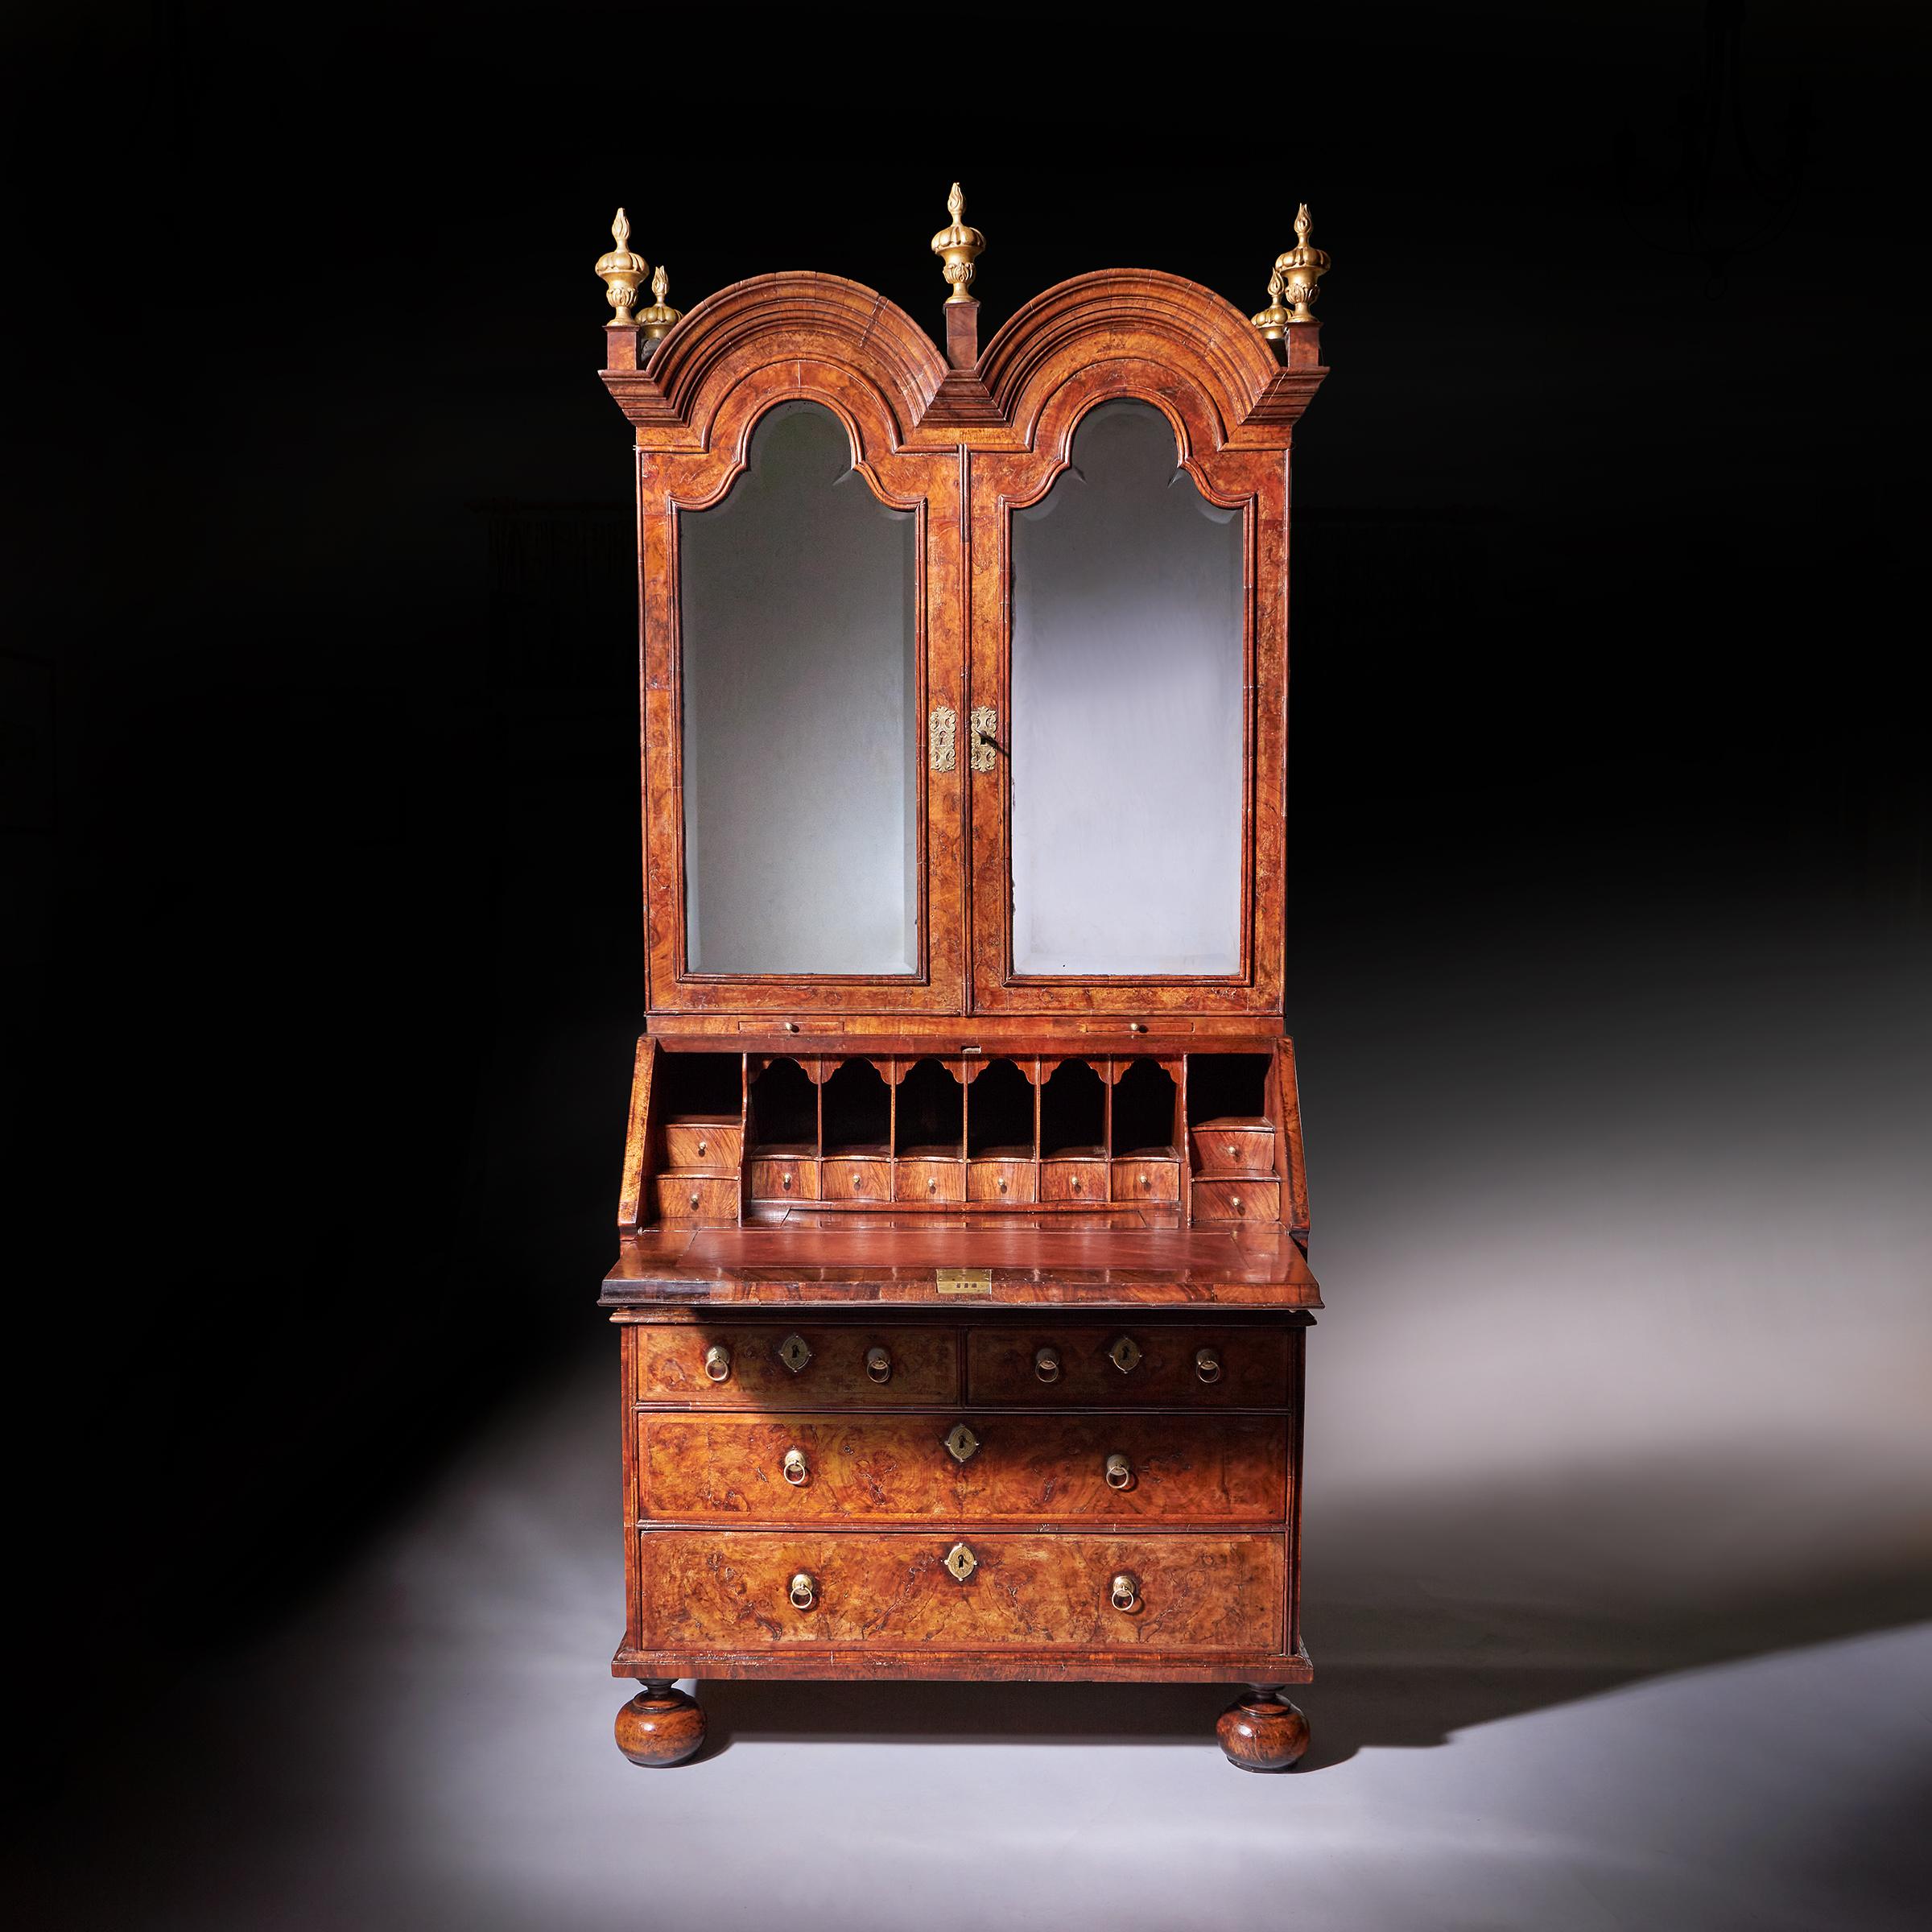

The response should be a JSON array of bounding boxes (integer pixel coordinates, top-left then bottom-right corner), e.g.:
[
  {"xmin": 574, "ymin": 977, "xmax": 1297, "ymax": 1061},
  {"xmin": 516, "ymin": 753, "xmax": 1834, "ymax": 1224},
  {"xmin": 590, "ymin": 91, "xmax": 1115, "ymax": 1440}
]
[{"xmin": 3, "ymin": 0, "xmax": 1923, "ymax": 1800}]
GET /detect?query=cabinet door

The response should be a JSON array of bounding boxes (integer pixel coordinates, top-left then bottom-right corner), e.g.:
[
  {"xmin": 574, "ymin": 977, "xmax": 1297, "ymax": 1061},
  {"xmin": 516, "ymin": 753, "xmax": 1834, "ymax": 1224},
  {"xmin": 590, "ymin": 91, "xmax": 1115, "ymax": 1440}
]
[
  {"xmin": 642, "ymin": 389, "xmax": 965, "ymax": 1013},
  {"xmin": 967, "ymin": 381, "xmax": 1287, "ymax": 1013}
]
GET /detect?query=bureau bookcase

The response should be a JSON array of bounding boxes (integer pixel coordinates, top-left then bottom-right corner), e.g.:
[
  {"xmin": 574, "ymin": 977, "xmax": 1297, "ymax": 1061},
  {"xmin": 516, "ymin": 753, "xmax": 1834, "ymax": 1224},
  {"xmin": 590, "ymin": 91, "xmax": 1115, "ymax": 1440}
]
[{"xmin": 594, "ymin": 189, "xmax": 1331, "ymax": 1769}]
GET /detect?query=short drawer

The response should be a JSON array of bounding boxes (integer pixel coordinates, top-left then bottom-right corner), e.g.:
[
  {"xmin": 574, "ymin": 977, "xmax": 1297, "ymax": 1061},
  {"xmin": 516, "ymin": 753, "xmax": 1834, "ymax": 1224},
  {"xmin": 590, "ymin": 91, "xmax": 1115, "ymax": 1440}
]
[
  {"xmin": 968, "ymin": 1325, "xmax": 1290, "ymax": 1407},
  {"xmin": 894, "ymin": 1158, "xmax": 966, "ymax": 1203},
  {"xmin": 748, "ymin": 1156, "xmax": 817, "ymax": 1200},
  {"xmin": 663, "ymin": 1117, "xmax": 742, "ymax": 1171},
  {"xmin": 1191, "ymin": 1179, "xmax": 1281, "ymax": 1224},
  {"xmin": 653, "ymin": 1174, "xmax": 739, "ymax": 1222},
  {"xmin": 635, "ymin": 1325, "xmax": 958, "ymax": 1408},
  {"xmin": 1190, "ymin": 1118, "xmax": 1276, "ymax": 1175},
  {"xmin": 1111, "ymin": 1157, "xmax": 1179, "ymax": 1202},
  {"xmin": 820, "ymin": 1157, "xmax": 890, "ymax": 1202},
  {"xmin": 639, "ymin": 1530, "xmax": 1281, "ymax": 1651},
  {"xmin": 1040, "ymin": 1158, "xmax": 1106, "ymax": 1203},
  {"xmin": 968, "ymin": 1158, "xmax": 1036, "ymax": 1203},
  {"xmin": 638, "ymin": 1413, "xmax": 1285, "ymax": 1523}
]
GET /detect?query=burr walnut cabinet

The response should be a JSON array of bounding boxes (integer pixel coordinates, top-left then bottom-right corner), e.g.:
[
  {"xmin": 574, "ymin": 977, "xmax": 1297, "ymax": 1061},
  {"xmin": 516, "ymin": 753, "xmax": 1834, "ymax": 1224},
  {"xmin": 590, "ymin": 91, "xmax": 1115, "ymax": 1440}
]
[{"xmin": 593, "ymin": 189, "xmax": 1331, "ymax": 1770}]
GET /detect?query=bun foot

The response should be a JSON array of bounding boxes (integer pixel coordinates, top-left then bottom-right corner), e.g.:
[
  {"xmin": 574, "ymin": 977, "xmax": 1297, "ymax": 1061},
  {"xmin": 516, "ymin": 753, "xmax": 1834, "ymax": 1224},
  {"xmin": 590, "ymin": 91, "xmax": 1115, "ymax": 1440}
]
[
  {"xmin": 1216, "ymin": 1688, "xmax": 1309, "ymax": 1772},
  {"xmin": 616, "ymin": 1681, "xmax": 705, "ymax": 1767}
]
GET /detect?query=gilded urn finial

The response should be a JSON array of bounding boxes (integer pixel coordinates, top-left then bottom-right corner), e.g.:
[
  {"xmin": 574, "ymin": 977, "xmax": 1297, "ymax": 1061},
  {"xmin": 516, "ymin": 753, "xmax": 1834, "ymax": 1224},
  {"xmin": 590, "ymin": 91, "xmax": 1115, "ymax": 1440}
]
[
  {"xmin": 1273, "ymin": 204, "xmax": 1331, "ymax": 325},
  {"xmin": 1252, "ymin": 267, "xmax": 1292, "ymax": 342},
  {"xmin": 931, "ymin": 182, "xmax": 985, "ymax": 305},
  {"xmin": 595, "ymin": 208, "xmax": 650, "ymax": 327},
  {"xmin": 637, "ymin": 264, "xmax": 683, "ymax": 341}
]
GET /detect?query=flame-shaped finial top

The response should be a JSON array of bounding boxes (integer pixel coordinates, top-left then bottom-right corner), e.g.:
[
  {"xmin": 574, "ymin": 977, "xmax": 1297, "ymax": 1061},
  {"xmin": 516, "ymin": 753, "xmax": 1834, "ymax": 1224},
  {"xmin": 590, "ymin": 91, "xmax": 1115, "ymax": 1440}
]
[
  {"xmin": 1294, "ymin": 204, "xmax": 1311, "ymax": 246},
  {"xmin": 652, "ymin": 265, "xmax": 667, "ymax": 304},
  {"xmin": 931, "ymin": 182, "xmax": 985, "ymax": 306},
  {"xmin": 595, "ymin": 206, "xmax": 650, "ymax": 326}
]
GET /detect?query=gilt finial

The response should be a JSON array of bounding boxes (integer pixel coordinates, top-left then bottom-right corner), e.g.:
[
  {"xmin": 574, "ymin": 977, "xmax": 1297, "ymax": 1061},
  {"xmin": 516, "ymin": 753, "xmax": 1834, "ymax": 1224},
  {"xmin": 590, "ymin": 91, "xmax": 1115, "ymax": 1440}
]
[
  {"xmin": 637, "ymin": 263, "xmax": 683, "ymax": 342},
  {"xmin": 594, "ymin": 206, "xmax": 650, "ymax": 328},
  {"xmin": 931, "ymin": 181, "xmax": 985, "ymax": 306},
  {"xmin": 1272, "ymin": 203, "xmax": 1331, "ymax": 326},
  {"xmin": 1251, "ymin": 266, "xmax": 1291, "ymax": 342}
]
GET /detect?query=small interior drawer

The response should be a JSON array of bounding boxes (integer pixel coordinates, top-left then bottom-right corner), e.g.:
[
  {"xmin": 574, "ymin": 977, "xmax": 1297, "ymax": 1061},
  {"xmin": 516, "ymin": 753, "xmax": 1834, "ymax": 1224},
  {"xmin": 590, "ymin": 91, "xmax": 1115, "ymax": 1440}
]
[
  {"xmin": 1111, "ymin": 1157, "xmax": 1179, "ymax": 1202},
  {"xmin": 1040, "ymin": 1158, "xmax": 1106, "ymax": 1203},
  {"xmin": 895, "ymin": 1158, "xmax": 966, "ymax": 1203},
  {"xmin": 968, "ymin": 1158, "xmax": 1036, "ymax": 1203},
  {"xmin": 748, "ymin": 1156, "xmax": 818, "ymax": 1200},
  {"xmin": 1191, "ymin": 1179, "xmax": 1280, "ymax": 1225},
  {"xmin": 653, "ymin": 1174, "xmax": 739, "ymax": 1222},
  {"xmin": 820, "ymin": 1158, "xmax": 890, "ymax": 1202},
  {"xmin": 664, "ymin": 1117, "xmax": 742, "ymax": 1171},
  {"xmin": 1190, "ymin": 1119, "xmax": 1276, "ymax": 1175}
]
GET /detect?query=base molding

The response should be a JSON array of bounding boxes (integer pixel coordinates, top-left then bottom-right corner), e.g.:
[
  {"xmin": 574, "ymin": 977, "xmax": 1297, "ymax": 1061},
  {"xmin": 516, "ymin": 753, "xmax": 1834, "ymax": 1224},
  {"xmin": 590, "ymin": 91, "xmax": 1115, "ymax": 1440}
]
[{"xmin": 610, "ymin": 1641, "xmax": 1312, "ymax": 1686}]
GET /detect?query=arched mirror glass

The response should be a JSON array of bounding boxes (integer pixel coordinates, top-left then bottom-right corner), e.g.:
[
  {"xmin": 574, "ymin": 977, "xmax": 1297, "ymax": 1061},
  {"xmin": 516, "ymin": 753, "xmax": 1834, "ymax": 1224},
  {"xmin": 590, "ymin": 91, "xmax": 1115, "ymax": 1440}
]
[
  {"xmin": 1009, "ymin": 400, "xmax": 1245, "ymax": 976},
  {"xmin": 679, "ymin": 400, "xmax": 919, "ymax": 974}
]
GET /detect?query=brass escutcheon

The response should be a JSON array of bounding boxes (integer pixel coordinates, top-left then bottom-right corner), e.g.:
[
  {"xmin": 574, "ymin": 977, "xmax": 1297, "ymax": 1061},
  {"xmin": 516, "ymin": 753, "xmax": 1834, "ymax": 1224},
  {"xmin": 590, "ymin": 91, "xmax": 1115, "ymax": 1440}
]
[
  {"xmin": 778, "ymin": 1333, "xmax": 813, "ymax": 1374},
  {"xmin": 943, "ymin": 1422, "xmax": 981, "ymax": 1464},
  {"xmin": 945, "ymin": 1542, "xmax": 978, "ymax": 1582},
  {"xmin": 1107, "ymin": 1334, "xmax": 1142, "ymax": 1375}
]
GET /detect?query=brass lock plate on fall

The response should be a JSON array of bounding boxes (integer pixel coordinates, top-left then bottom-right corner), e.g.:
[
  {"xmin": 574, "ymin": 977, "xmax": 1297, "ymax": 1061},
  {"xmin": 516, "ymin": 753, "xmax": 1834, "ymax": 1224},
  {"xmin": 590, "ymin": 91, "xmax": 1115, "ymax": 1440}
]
[{"xmin": 935, "ymin": 1267, "xmax": 993, "ymax": 1295}]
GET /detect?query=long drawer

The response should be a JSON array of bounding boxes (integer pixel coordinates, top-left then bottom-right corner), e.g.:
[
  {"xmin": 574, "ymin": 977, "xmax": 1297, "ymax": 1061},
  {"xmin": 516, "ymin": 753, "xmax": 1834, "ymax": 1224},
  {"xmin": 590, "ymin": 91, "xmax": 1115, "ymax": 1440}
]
[
  {"xmin": 635, "ymin": 1325, "xmax": 957, "ymax": 1407},
  {"xmin": 968, "ymin": 1325, "xmax": 1290, "ymax": 1407},
  {"xmin": 638, "ymin": 1530, "xmax": 1281, "ymax": 1651},
  {"xmin": 638, "ymin": 1413, "xmax": 1286, "ymax": 1523}
]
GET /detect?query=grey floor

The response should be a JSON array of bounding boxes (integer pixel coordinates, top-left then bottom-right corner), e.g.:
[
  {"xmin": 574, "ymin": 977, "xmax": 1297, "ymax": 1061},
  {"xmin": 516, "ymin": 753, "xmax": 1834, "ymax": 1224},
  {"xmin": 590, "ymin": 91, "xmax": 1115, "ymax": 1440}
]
[{"xmin": 23, "ymin": 912, "xmax": 1932, "ymax": 1930}]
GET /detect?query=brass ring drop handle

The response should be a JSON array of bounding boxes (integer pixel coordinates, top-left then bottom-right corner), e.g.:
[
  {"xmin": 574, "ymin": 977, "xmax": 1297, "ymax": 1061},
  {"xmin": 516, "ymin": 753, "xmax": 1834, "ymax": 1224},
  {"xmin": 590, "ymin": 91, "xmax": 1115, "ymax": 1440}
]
[
  {"xmin": 782, "ymin": 1447, "xmax": 808, "ymax": 1486},
  {"xmin": 703, "ymin": 1344, "xmax": 732, "ymax": 1384},
  {"xmin": 788, "ymin": 1571, "xmax": 816, "ymax": 1611},
  {"xmin": 1104, "ymin": 1451, "xmax": 1133, "ymax": 1492},
  {"xmin": 1110, "ymin": 1572, "xmax": 1140, "ymax": 1612},
  {"xmin": 1195, "ymin": 1347, "xmax": 1223, "ymax": 1385},
  {"xmin": 1034, "ymin": 1346, "xmax": 1061, "ymax": 1384},
  {"xmin": 865, "ymin": 1346, "xmax": 892, "ymax": 1385}
]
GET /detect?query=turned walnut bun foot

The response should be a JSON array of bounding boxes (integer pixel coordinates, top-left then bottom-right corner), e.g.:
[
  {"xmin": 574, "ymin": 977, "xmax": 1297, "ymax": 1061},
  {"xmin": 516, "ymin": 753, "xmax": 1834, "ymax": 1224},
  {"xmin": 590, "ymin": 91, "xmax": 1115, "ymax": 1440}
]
[
  {"xmin": 616, "ymin": 1682, "xmax": 705, "ymax": 1767},
  {"xmin": 1216, "ymin": 1689, "xmax": 1310, "ymax": 1772}
]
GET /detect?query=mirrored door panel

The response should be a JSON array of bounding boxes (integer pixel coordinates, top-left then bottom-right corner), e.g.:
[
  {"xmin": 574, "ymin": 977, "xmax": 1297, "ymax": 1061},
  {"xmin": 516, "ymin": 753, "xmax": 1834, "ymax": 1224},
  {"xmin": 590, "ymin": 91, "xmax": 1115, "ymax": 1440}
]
[
  {"xmin": 679, "ymin": 401, "xmax": 920, "ymax": 975},
  {"xmin": 1008, "ymin": 402, "xmax": 1246, "ymax": 976}
]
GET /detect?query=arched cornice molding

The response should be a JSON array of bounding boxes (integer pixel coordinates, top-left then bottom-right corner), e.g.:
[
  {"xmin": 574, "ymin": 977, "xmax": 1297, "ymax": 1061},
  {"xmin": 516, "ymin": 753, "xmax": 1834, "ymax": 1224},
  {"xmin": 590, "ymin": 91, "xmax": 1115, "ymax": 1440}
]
[
  {"xmin": 611, "ymin": 272, "xmax": 948, "ymax": 446},
  {"xmin": 974, "ymin": 270, "xmax": 1286, "ymax": 450}
]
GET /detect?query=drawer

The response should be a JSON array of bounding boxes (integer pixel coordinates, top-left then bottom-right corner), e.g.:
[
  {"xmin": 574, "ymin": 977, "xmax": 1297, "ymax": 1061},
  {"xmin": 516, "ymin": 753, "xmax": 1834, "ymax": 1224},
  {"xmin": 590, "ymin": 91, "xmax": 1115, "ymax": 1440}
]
[
  {"xmin": 968, "ymin": 1158, "xmax": 1036, "ymax": 1203},
  {"xmin": 820, "ymin": 1157, "xmax": 890, "ymax": 1202},
  {"xmin": 639, "ymin": 1530, "xmax": 1280, "ymax": 1651},
  {"xmin": 968, "ymin": 1325, "xmax": 1290, "ymax": 1407},
  {"xmin": 748, "ymin": 1156, "xmax": 817, "ymax": 1200},
  {"xmin": 638, "ymin": 1413, "xmax": 1285, "ymax": 1523},
  {"xmin": 1190, "ymin": 1119, "xmax": 1276, "ymax": 1175},
  {"xmin": 636, "ymin": 1325, "xmax": 958, "ymax": 1408},
  {"xmin": 663, "ymin": 1117, "xmax": 741, "ymax": 1171},
  {"xmin": 653, "ymin": 1174, "xmax": 739, "ymax": 1222},
  {"xmin": 1111, "ymin": 1157, "xmax": 1179, "ymax": 1202},
  {"xmin": 1191, "ymin": 1179, "xmax": 1281, "ymax": 1224},
  {"xmin": 1040, "ymin": 1158, "xmax": 1106, "ymax": 1203},
  {"xmin": 894, "ymin": 1158, "xmax": 966, "ymax": 1203}
]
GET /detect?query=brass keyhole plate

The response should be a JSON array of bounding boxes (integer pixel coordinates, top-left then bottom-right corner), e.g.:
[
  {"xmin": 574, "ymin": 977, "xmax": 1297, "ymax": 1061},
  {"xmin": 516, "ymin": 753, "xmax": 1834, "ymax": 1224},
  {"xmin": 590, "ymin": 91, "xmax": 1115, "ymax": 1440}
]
[
  {"xmin": 943, "ymin": 1422, "xmax": 981, "ymax": 1464},
  {"xmin": 778, "ymin": 1333, "xmax": 813, "ymax": 1374},
  {"xmin": 945, "ymin": 1542, "xmax": 978, "ymax": 1582},
  {"xmin": 1107, "ymin": 1334, "xmax": 1142, "ymax": 1374}
]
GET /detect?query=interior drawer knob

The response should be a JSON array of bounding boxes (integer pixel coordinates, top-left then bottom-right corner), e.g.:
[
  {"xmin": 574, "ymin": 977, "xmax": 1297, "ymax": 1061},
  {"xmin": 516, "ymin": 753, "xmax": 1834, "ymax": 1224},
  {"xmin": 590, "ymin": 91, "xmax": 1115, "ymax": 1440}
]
[
  {"xmin": 782, "ymin": 1447, "xmax": 808, "ymax": 1486},
  {"xmin": 1106, "ymin": 1333, "xmax": 1142, "ymax": 1375},
  {"xmin": 943, "ymin": 1422, "xmax": 981, "ymax": 1464},
  {"xmin": 1109, "ymin": 1571, "xmax": 1140, "ymax": 1612},
  {"xmin": 1225, "ymin": 1143, "xmax": 1238, "ymax": 1162},
  {"xmin": 1070, "ymin": 1175, "xmax": 1083, "ymax": 1194},
  {"xmin": 687, "ymin": 1190, "xmax": 700, "ymax": 1209},
  {"xmin": 696, "ymin": 1138, "xmax": 708, "ymax": 1158},
  {"xmin": 778, "ymin": 1333, "xmax": 813, "ymax": 1374},
  {"xmin": 782, "ymin": 1170, "xmax": 793, "ymax": 1190},
  {"xmin": 1104, "ymin": 1451, "xmax": 1133, "ymax": 1491},
  {"xmin": 1034, "ymin": 1346, "xmax": 1061, "ymax": 1384},
  {"xmin": 997, "ymin": 1176, "xmax": 1008, "ymax": 1193},
  {"xmin": 1230, "ymin": 1195, "xmax": 1244, "ymax": 1215},
  {"xmin": 702, "ymin": 1344, "xmax": 732, "ymax": 1384},
  {"xmin": 788, "ymin": 1571, "xmax": 816, "ymax": 1610},
  {"xmin": 865, "ymin": 1346, "xmax": 892, "ymax": 1384},
  {"xmin": 927, "ymin": 1176, "xmax": 937, "ymax": 1194},
  {"xmin": 1195, "ymin": 1347, "xmax": 1223, "ymax": 1384}
]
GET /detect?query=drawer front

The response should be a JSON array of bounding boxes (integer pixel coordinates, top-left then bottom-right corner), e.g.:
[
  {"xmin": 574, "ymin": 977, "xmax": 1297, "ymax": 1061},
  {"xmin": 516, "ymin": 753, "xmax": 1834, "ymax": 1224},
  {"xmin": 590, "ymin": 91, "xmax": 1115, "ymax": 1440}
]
[
  {"xmin": 1040, "ymin": 1159, "xmax": 1106, "ymax": 1203},
  {"xmin": 639, "ymin": 1414, "xmax": 1285, "ymax": 1523},
  {"xmin": 639, "ymin": 1530, "xmax": 1280, "ymax": 1651},
  {"xmin": 894, "ymin": 1158, "xmax": 966, "ymax": 1203},
  {"xmin": 1111, "ymin": 1157, "xmax": 1179, "ymax": 1202},
  {"xmin": 968, "ymin": 1158, "xmax": 1036, "ymax": 1203},
  {"xmin": 748, "ymin": 1156, "xmax": 818, "ymax": 1200},
  {"xmin": 664, "ymin": 1120, "xmax": 742, "ymax": 1170},
  {"xmin": 636, "ymin": 1326, "xmax": 958, "ymax": 1408},
  {"xmin": 968, "ymin": 1325, "xmax": 1290, "ymax": 1407},
  {"xmin": 1191, "ymin": 1179, "xmax": 1281, "ymax": 1224},
  {"xmin": 1190, "ymin": 1122, "xmax": 1276, "ymax": 1174},
  {"xmin": 821, "ymin": 1158, "xmax": 890, "ymax": 1202},
  {"xmin": 653, "ymin": 1174, "xmax": 739, "ymax": 1222}
]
